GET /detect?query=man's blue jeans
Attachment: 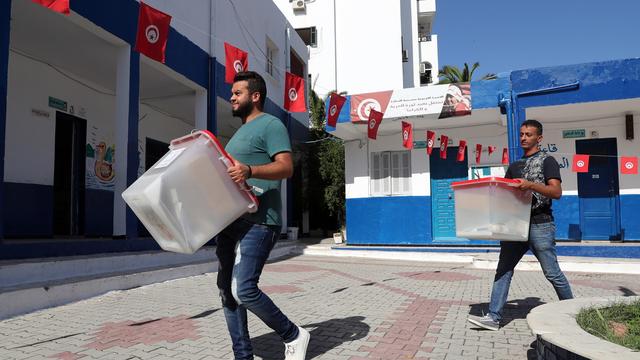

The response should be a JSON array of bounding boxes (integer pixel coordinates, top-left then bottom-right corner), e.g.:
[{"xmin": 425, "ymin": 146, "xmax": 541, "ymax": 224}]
[
  {"xmin": 216, "ymin": 218, "xmax": 298, "ymax": 360},
  {"xmin": 488, "ymin": 222, "xmax": 573, "ymax": 322}
]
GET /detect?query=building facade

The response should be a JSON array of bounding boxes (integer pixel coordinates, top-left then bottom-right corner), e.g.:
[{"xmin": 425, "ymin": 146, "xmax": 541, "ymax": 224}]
[
  {"xmin": 274, "ymin": 0, "xmax": 439, "ymax": 97},
  {"xmin": 0, "ymin": 0, "xmax": 309, "ymax": 259},
  {"xmin": 328, "ymin": 58, "xmax": 640, "ymax": 245}
]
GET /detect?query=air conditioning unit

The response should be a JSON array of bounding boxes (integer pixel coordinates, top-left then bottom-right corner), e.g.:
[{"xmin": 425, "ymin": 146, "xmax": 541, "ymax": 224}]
[{"xmin": 292, "ymin": 0, "xmax": 306, "ymax": 11}]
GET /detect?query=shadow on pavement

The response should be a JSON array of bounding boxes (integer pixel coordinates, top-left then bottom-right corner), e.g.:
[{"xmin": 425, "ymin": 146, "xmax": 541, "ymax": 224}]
[
  {"xmin": 468, "ymin": 297, "xmax": 546, "ymax": 328},
  {"xmin": 527, "ymin": 340, "xmax": 538, "ymax": 359},
  {"xmin": 252, "ymin": 316, "xmax": 370, "ymax": 359}
]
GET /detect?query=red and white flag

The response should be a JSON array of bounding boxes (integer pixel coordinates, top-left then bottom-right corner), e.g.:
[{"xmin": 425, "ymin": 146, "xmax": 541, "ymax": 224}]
[
  {"xmin": 475, "ymin": 144, "xmax": 482, "ymax": 164},
  {"xmin": 327, "ymin": 93, "xmax": 346, "ymax": 127},
  {"xmin": 32, "ymin": 0, "xmax": 69, "ymax": 14},
  {"xmin": 457, "ymin": 140, "xmax": 467, "ymax": 162},
  {"xmin": 284, "ymin": 72, "xmax": 306, "ymax": 112},
  {"xmin": 367, "ymin": 109, "xmax": 383, "ymax": 140},
  {"xmin": 572, "ymin": 154, "xmax": 590, "ymax": 173},
  {"xmin": 501, "ymin": 148, "xmax": 509, "ymax": 165},
  {"xmin": 440, "ymin": 135, "xmax": 449, "ymax": 159},
  {"xmin": 620, "ymin": 156, "xmax": 638, "ymax": 175},
  {"xmin": 134, "ymin": 2, "xmax": 172, "ymax": 63},
  {"xmin": 488, "ymin": 145, "xmax": 496, "ymax": 156},
  {"xmin": 402, "ymin": 121, "xmax": 413, "ymax": 149},
  {"xmin": 224, "ymin": 42, "xmax": 248, "ymax": 84},
  {"xmin": 426, "ymin": 130, "xmax": 436, "ymax": 155}
]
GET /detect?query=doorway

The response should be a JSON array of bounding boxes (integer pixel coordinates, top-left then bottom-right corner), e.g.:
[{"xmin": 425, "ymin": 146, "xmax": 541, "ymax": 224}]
[
  {"xmin": 430, "ymin": 146, "xmax": 468, "ymax": 241},
  {"xmin": 53, "ymin": 112, "xmax": 87, "ymax": 236},
  {"xmin": 576, "ymin": 138, "xmax": 621, "ymax": 240}
]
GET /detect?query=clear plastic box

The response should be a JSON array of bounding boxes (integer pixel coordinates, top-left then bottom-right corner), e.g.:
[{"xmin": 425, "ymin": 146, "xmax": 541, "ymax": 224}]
[
  {"xmin": 451, "ymin": 177, "xmax": 532, "ymax": 241},
  {"xmin": 122, "ymin": 130, "xmax": 258, "ymax": 254}
]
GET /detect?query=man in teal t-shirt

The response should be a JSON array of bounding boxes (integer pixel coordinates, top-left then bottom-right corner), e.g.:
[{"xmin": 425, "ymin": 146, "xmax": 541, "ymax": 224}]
[{"xmin": 216, "ymin": 71, "xmax": 309, "ymax": 360}]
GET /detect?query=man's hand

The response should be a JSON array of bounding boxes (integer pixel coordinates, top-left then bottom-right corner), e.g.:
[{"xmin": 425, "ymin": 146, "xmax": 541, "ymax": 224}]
[
  {"xmin": 227, "ymin": 157, "xmax": 251, "ymax": 184},
  {"xmin": 513, "ymin": 178, "xmax": 535, "ymax": 190},
  {"xmin": 513, "ymin": 178, "xmax": 562, "ymax": 199}
]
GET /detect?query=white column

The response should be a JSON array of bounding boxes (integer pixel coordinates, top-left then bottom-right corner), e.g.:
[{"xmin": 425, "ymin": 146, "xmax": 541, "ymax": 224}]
[
  {"xmin": 113, "ymin": 46, "xmax": 131, "ymax": 236},
  {"xmin": 195, "ymin": 88, "xmax": 207, "ymax": 131}
]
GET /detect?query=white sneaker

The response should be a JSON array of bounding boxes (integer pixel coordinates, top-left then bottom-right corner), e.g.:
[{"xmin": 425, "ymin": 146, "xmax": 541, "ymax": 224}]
[{"xmin": 284, "ymin": 326, "xmax": 310, "ymax": 360}]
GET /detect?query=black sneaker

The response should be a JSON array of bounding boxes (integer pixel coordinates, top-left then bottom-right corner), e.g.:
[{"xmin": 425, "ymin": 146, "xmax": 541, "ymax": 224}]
[{"xmin": 467, "ymin": 314, "xmax": 499, "ymax": 331}]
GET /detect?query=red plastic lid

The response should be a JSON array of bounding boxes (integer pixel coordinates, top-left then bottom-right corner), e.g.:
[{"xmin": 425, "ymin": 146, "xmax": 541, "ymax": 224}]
[
  {"xmin": 450, "ymin": 176, "xmax": 521, "ymax": 188},
  {"xmin": 170, "ymin": 130, "xmax": 260, "ymax": 209}
]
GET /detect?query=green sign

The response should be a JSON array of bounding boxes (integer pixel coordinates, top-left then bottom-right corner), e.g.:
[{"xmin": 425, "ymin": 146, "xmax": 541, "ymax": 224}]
[
  {"xmin": 562, "ymin": 129, "xmax": 585, "ymax": 138},
  {"xmin": 413, "ymin": 141, "xmax": 427, "ymax": 149},
  {"xmin": 48, "ymin": 96, "xmax": 67, "ymax": 112}
]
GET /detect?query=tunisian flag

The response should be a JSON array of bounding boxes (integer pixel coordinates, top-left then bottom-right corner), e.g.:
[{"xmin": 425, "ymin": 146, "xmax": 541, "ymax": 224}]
[
  {"xmin": 426, "ymin": 130, "xmax": 436, "ymax": 155},
  {"xmin": 475, "ymin": 144, "xmax": 482, "ymax": 164},
  {"xmin": 32, "ymin": 0, "xmax": 69, "ymax": 14},
  {"xmin": 284, "ymin": 72, "xmax": 306, "ymax": 112},
  {"xmin": 502, "ymin": 148, "xmax": 509, "ymax": 165},
  {"xmin": 440, "ymin": 135, "xmax": 449, "ymax": 159},
  {"xmin": 572, "ymin": 154, "xmax": 590, "ymax": 173},
  {"xmin": 457, "ymin": 140, "xmax": 467, "ymax": 162},
  {"xmin": 224, "ymin": 42, "xmax": 248, "ymax": 84},
  {"xmin": 327, "ymin": 93, "xmax": 346, "ymax": 127},
  {"xmin": 488, "ymin": 145, "xmax": 496, "ymax": 156},
  {"xmin": 401, "ymin": 121, "xmax": 413, "ymax": 149},
  {"xmin": 367, "ymin": 109, "xmax": 383, "ymax": 140},
  {"xmin": 135, "ymin": 2, "xmax": 172, "ymax": 63},
  {"xmin": 621, "ymin": 156, "xmax": 638, "ymax": 175}
]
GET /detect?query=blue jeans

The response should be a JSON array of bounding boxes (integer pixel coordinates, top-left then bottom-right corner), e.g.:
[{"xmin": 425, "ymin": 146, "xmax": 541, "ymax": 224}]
[
  {"xmin": 488, "ymin": 222, "xmax": 573, "ymax": 322},
  {"xmin": 216, "ymin": 218, "xmax": 298, "ymax": 360}
]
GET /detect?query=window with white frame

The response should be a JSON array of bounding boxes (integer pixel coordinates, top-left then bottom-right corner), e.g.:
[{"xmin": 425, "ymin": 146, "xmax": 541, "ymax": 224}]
[
  {"xmin": 265, "ymin": 38, "xmax": 277, "ymax": 77},
  {"xmin": 370, "ymin": 151, "xmax": 411, "ymax": 196}
]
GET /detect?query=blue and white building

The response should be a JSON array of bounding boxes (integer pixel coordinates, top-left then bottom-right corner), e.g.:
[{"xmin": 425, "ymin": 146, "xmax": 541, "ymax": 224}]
[
  {"xmin": 329, "ymin": 58, "xmax": 640, "ymax": 245},
  {"xmin": 0, "ymin": 0, "xmax": 309, "ymax": 259}
]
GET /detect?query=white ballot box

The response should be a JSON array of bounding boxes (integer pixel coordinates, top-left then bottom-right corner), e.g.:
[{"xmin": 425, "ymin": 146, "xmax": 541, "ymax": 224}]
[
  {"xmin": 122, "ymin": 130, "xmax": 258, "ymax": 254},
  {"xmin": 451, "ymin": 177, "xmax": 532, "ymax": 241}
]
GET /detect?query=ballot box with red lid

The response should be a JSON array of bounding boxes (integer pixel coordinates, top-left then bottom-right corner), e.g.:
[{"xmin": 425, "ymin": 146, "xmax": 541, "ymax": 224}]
[
  {"xmin": 122, "ymin": 130, "xmax": 258, "ymax": 254},
  {"xmin": 451, "ymin": 177, "xmax": 533, "ymax": 241}
]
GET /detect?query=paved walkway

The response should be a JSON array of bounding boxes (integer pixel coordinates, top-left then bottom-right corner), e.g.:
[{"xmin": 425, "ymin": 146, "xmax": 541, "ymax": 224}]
[{"xmin": 1, "ymin": 254, "xmax": 638, "ymax": 360}]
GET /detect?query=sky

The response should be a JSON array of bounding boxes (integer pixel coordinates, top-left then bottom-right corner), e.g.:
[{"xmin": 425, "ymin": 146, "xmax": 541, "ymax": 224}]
[{"xmin": 434, "ymin": 0, "xmax": 640, "ymax": 77}]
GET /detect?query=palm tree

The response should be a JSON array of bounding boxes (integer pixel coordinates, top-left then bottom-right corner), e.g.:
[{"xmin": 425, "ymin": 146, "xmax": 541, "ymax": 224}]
[{"xmin": 438, "ymin": 62, "xmax": 496, "ymax": 84}]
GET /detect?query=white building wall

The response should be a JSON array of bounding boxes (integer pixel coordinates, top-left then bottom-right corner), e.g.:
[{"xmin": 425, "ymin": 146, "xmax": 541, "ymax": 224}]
[
  {"xmin": 538, "ymin": 115, "xmax": 640, "ymax": 195},
  {"xmin": 5, "ymin": 52, "xmax": 115, "ymax": 185},
  {"xmin": 274, "ymin": 0, "xmax": 438, "ymax": 98},
  {"xmin": 213, "ymin": 1, "xmax": 308, "ymax": 122},
  {"xmin": 344, "ymin": 122, "xmax": 509, "ymax": 199},
  {"xmin": 5, "ymin": 52, "xmax": 196, "ymax": 186}
]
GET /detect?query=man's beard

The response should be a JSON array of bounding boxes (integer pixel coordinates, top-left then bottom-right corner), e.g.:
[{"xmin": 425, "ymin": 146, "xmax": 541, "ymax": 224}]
[{"xmin": 232, "ymin": 100, "xmax": 253, "ymax": 119}]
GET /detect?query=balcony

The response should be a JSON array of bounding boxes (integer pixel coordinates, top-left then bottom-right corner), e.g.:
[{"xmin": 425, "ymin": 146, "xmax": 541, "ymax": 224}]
[{"xmin": 418, "ymin": 0, "xmax": 436, "ymax": 14}]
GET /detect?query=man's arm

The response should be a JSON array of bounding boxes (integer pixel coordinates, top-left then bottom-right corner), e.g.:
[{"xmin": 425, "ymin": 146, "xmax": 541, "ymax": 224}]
[
  {"xmin": 227, "ymin": 152, "xmax": 293, "ymax": 183},
  {"xmin": 514, "ymin": 178, "xmax": 562, "ymax": 199}
]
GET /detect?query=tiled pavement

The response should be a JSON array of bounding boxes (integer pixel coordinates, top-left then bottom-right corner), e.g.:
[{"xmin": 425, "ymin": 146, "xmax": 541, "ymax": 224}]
[{"xmin": 1, "ymin": 254, "xmax": 639, "ymax": 360}]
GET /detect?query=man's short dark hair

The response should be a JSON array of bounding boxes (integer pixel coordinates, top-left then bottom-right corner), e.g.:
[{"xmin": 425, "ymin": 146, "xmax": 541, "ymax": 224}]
[
  {"xmin": 234, "ymin": 71, "xmax": 267, "ymax": 109},
  {"xmin": 521, "ymin": 119, "xmax": 543, "ymax": 135}
]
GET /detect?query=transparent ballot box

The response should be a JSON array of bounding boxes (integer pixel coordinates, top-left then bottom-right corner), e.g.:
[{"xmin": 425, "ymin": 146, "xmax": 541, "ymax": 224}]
[
  {"xmin": 122, "ymin": 130, "xmax": 258, "ymax": 254},
  {"xmin": 451, "ymin": 177, "xmax": 532, "ymax": 241}
]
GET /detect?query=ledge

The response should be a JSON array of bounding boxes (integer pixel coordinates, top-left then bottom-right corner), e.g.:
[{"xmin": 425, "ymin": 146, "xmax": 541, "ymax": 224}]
[{"xmin": 527, "ymin": 296, "xmax": 640, "ymax": 360}]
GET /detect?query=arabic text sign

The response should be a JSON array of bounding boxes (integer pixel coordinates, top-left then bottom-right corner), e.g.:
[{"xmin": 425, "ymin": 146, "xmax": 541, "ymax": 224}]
[{"xmin": 562, "ymin": 129, "xmax": 585, "ymax": 138}]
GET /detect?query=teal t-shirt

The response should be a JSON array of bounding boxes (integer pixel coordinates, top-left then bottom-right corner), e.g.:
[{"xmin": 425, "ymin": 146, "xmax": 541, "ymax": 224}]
[{"xmin": 224, "ymin": 113, "xmax": 292, "ymax": 226}]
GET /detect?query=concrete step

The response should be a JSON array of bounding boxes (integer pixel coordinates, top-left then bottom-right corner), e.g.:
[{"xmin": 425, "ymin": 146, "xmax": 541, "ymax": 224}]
[{"xmin": 0, "ymin": 241, "xmax": 299, "ymax": 320}]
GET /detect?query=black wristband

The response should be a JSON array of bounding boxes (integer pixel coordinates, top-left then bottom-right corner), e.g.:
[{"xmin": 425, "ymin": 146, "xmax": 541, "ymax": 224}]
[{"xmin": 247, "ymin": 165, "xmax": 252, "ymax": 179}]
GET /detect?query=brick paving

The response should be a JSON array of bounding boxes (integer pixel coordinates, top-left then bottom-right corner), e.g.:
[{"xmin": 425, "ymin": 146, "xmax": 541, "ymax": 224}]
[{"xmin": 1, "ymin": 254, "xmax": 639, "ymax": 359}]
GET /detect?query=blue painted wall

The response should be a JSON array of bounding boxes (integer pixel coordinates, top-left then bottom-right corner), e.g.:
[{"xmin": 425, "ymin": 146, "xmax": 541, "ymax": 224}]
[
  {"xmin": 85, "ymin": 189, "xmax": 114, "ymax": 236},
  {"xmin": 346, "ymin": 196, "xmax": 432, "ymax": 245},
  {"xmin": 346, "ymin": 194, "xmax": 639, "ymax": 245},
  {"xmin": 3, "ymin": 183, "xmax": 53, "ymax": 237}
]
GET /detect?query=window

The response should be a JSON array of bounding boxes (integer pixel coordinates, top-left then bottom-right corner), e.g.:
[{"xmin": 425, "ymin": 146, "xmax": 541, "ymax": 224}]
[
  {"xmin": 295, "ymin": 27, "xmax": 317, "ymax": 47},
  {"xmin": 266, "ymin": 38, "xmax": 278, "ymax": 77},
  {"xmin": 371, "ymin": 151, "xmax": 411, "ymax": 196}
]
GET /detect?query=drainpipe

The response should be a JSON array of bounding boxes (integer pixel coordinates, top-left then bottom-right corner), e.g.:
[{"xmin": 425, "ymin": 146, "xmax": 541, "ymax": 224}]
[{"xmin": 505, "ymin": 81, "xmax": 580, "ymax": 160}]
